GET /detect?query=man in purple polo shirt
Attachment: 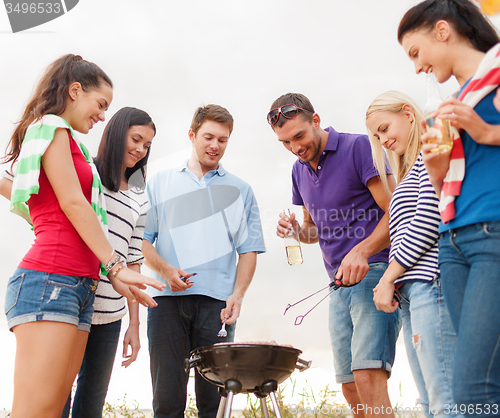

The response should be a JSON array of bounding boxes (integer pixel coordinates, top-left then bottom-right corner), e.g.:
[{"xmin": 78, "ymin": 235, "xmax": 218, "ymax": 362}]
[{"xmin": 270, "ymin": 93, "xmax": 400, "ymax": 418}]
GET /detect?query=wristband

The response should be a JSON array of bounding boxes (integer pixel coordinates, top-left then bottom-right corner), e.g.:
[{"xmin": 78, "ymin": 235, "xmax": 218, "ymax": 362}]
[
  {"xmin": 111, "ymin": 261, "xmax": 126, "ymax": 278},
  {"xmin": 105, "ymin": 253, "xmax": 121, "ymax": 273},
  {"xmin": 2, "ymin": 170, "xmax": 14, "ymax": 181}
]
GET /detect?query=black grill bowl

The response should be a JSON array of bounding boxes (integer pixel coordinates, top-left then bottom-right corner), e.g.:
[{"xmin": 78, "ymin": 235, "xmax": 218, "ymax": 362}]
[{"xmin": 185, "ymin": 342, "xmax": 311, "ymax": 393}]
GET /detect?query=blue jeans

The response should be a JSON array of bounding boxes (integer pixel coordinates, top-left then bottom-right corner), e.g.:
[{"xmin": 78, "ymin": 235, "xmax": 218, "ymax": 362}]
[
  {"xmin": 329, "ymin": 262, "xmax": 401, "ymax": 383},
  {"xmin": 398, "ymin": 278, "xmax": 460, "ymax": 418},
  {"xmin": 61, "ymin": 319, "xmax": 122, "ymax": 418},
  {"xmin": 439, "ymin": 222, "xmax": 500, "ymax": 417},
  {"xmin": 147, "ymin": 295, "xmax": 235, "ymax": 418}
]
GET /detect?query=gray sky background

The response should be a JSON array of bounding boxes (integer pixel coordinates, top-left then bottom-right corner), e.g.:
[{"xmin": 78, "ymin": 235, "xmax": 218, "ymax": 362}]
[{"xmin": 0, "ymin": 0, "xmax": 498, "ymax": 412}]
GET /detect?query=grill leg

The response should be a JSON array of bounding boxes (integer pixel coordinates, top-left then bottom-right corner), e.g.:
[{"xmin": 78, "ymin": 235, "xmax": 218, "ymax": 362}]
[
  {"xmin": 216, "ymin": 395, "xmax": 227, "ymax": 418},
  {"xmin": 269, "ymin": 391, "xmax": 283, "ymax": 418},
  {"xmin": 223, "ymin": 391, "xmax": 235, "ymax": 418},
  {"xmin": 216, "ymin": 380, "xmax": 242, "ymax": 418},
  {"xmin": 259, "ymin": 397, "xmax": 270, "ymax": 418}
]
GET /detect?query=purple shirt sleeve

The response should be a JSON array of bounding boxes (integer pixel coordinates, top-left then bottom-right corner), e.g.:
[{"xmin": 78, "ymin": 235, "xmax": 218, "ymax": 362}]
[{"xmin": 352, "ymin": 134, "xmax": 391, "ymax": 186}]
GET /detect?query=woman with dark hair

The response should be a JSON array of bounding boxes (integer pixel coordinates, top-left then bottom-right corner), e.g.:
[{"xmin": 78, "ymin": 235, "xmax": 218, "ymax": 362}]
[
  {"xmin": 94, "ymin": 107, "xmax": 155, "ymax": 191},
  {"xmin": 62, "ymin": 107, "xmax": 156, "ymax": 418},
  {"xmin": 398, "ymin": 1, "xmax": 500, "ymax": 415},
  {"xmin": 2, "ymin": 55, "xmax": 164, "ymax": 417}
]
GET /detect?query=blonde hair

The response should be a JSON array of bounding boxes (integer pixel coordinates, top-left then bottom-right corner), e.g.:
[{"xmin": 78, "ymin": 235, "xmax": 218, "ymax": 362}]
[{"xmin": 366, "ymin": 91, "xmax": 423, "ymax": 190}]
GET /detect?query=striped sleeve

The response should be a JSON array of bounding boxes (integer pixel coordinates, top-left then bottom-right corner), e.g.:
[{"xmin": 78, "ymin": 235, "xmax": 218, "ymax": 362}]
[
  {"xmin": 389, "ymin": 154, "xmax": 441, "ymax": 283},
  {"xmin": 127, "ymin": 187, "xmax": 147, "ymax": 265},
  {"xmin": 92, "ymin": 186, "xmax": 147, "ymax": 325}
]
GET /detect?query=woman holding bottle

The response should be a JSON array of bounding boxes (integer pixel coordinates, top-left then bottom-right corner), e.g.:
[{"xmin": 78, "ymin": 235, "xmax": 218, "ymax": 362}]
[
  {"xmin": 2, "ymin": 54, "xmax": 164, "ymax": 418},
  {"xmin": 398, "ymin": 0, "xmax": 500, "ymax": 414},
  {"xmin": 367, "ymin": 91, "xmax": 459, "ymax": 418}
]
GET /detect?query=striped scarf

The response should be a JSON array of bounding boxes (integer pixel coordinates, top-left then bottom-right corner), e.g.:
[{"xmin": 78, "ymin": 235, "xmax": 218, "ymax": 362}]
[
  {"xmin": 10, "ymin": 114, "xmax": 108, "ymax": 236},
  {"xmin": 440, "ymin": 43, "xmax": 500, "ymax": 223}
]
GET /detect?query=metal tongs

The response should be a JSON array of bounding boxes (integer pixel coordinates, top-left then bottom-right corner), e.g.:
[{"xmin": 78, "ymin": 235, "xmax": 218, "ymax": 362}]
[{"xmin": 284, "ymin": 269, "xmax": 358, "ymax": 325}]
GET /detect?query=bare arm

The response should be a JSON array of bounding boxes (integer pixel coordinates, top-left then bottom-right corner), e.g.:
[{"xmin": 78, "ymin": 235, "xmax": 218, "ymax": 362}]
[
  {"xmin": 222, "ymin": 251, "xmax": 257, "ymax": 325},
  {"xmin": 42, "ymin": 129, "xmax": 165, "ymax": 296},
  {"xmin": 339, "ymin": 175, "xmax": 395, "ymax": 285},
  {"xmin": 122, "ymin": 263, "xmax": 141, "ymax": 368},
  {"xmin": 0, "ymin": 175, "xmax": 12, "ymax": 200},
  {"xmin": 0, "ymin": 172, "xmax": 33, "ymax": 225},
  {"xmin": 438, "ymin": 97, "xmax": 500, "ymax": 146},
  {"xmin": 141, "ymin": 239, "xmax": 194, "ymax": 292}
]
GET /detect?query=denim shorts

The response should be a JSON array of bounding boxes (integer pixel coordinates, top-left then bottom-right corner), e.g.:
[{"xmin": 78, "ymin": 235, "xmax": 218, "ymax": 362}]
[
  {"xmin": 328, "ymin": 262, "xmax": 401, "ymax": 384},
  {"xmin": 5, "ymin": 268, "xmax": 98, "ymax": 332}
]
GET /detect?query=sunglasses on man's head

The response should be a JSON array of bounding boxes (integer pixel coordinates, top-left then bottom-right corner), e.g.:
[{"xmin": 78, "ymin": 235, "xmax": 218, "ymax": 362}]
[{"xmin": 267, "ymin": 104, "xmax": 312, "ymax": 126}]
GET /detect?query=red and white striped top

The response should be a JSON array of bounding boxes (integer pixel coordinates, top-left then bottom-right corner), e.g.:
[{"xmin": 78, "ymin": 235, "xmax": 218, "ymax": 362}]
[{"xmin": 440, "ymin": 43, "xmax": 500, "ymax": 223}]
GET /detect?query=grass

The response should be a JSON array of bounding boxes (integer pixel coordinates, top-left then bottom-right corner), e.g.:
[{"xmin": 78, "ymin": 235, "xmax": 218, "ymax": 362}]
[
  {"xmin": 95, "ymin": 379, "xmax": 350, "ymax": 418},
  {"xmin": 239, "ymin": 379, "xmax": 350, "ymax": 418},
  {"xmin": 98, "ymin": 379, "xmax": 422, "ymax": 417},
  {"xmin": 1, "ymin": 378, "xmax": 421, "ymax": 417},
  {"xmin": 102, "ymin": 394, "xmax": 147, "ymax": 418}
]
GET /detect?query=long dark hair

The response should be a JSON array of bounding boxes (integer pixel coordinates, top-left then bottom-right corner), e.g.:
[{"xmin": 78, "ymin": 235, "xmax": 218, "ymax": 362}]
[
  {"xmin": 94, "ymin": 107, "xmax": 156, "ymax": 192},
  {"xmin": 3, "ymin": 54, "xmax": 113, "ymax": 164},
  {"xmin": 398, "ymin": 0, "xmax": 499, "ymax": 52}
]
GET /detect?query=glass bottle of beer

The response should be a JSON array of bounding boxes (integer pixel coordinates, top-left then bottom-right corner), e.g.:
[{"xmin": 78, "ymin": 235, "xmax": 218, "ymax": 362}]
[
  {"xmin": 284, "ymin": 209, "xmax": 303, "ymax": 265},
  {"xmin": 424, "ymin": 72, "xmax": 455, "ymax": 153}
]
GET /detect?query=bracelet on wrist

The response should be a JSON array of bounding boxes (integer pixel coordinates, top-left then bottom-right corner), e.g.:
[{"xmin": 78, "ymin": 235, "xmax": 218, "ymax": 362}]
[
  {"xmin": 105, "ymin": 252, "xmax": 121, "ymax": 273},
  {"xmin": 111, "ymin": 261, "xmax": 126, "ymax": 278},
  {"xmin": 2, "ymin": 170, "xmax": 14, "ymax": 181}
]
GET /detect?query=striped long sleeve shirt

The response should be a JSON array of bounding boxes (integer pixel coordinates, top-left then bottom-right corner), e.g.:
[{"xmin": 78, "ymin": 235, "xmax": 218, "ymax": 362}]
[
  {"xmin": 92, "ymin": 186, "xmax": 148, "ymax": 325},
  {"xmin": 389, "ymin": 152, "xmax": 441, "ymax": 284}
]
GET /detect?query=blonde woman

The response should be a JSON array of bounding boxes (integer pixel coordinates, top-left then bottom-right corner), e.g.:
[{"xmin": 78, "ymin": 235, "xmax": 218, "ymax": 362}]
[{"xmin": 366, "ymin": 91, "xmax": 459, "ymax": 418}]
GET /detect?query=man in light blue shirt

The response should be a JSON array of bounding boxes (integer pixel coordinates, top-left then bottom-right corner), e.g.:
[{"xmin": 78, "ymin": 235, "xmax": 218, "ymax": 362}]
[{"xmin": 142, "ymin": 104, "xmax": 266, "ymax": 418}]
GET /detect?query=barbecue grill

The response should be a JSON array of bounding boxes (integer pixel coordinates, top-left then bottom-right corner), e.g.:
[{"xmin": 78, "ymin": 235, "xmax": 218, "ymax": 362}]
[{"xmin": 185, "ymin": 342, "xmax": 311, "ymax": 418}]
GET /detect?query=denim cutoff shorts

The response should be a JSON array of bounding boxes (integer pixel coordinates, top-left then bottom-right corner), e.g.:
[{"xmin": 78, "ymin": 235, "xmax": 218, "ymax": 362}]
[
  {"xmin": 328, "ymin": 262, "xmax": 401, "ymax": 384},
  {"xmin": 5, "ymin": 268, "xmax": 98, "ymax": 332}
]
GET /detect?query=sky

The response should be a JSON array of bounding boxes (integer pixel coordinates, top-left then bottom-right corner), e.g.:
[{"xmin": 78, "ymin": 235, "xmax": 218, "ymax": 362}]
[{"xmin": 0, "ymin": 0, "xmax": 499, "ymax": 413}]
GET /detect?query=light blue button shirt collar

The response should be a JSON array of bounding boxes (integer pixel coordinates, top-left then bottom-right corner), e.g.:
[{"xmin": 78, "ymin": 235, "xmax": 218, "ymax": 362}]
[{"xmin": 178, "ymin": 159, "xmax": 227, "ymax": 179}]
